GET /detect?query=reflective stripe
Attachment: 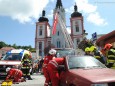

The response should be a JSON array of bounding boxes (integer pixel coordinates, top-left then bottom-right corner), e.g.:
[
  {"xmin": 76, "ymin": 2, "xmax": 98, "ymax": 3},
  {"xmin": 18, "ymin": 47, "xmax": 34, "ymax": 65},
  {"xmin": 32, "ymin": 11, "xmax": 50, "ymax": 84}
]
[
  {"xmin": 108, "ymin": 55, "xmax": 115, "ymax": 58},
  {"xmin": 108, "ymin": 60, "xmax": 115, "ymax": 63},
  {"xmin": 49, "ymin": 60, "xmax": 58, "ymax": 68},
  {"xmin": 95, "ymin": 56, "xmax": 101, "ymax": 58}
]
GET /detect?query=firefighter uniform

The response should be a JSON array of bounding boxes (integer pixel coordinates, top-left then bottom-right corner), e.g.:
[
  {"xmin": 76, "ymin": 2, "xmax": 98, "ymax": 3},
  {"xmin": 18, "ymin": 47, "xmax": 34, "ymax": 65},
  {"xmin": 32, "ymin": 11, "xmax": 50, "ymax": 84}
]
[
  {"xmin": 47, "ymin": 58, "xmax": 64, "ymax": 86},
  {"xmin": 94, "ymin": 51, "xmax": 105, "ymax": 64},
  {"xmin": 6, "ymin": 68, "xmax": 24, "ymax": 82},
  {"xmin": 90, "ymin": 46, "xmax": 106, "ymax": 64},
  {"xmin": 107, "ymin": 49, "xmax": 115, "ymax": 68},
  {"xmin": 43, "ymin": 55, "xmax": 56, "ymax": 86},
  {"xmin": 21, "ymin": 54, "xmax": 32, "ymax": 80},
  {"xmin": 43, "ymin": 49, "xmax": 56, "ymax": 86}
]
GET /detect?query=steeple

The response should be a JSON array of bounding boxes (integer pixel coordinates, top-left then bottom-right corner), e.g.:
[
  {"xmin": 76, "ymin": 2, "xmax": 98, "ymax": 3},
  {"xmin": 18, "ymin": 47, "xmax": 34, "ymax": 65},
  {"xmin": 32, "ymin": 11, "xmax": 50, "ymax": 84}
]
[
  {"xmin": 74, "ymin": 3, "xmax": 77, "ymax": 12},
  {"xmin": 56, "ymin": 0, "xmax": 63, "ymax": 8},
  {"xmin": 71, "ymin": 3, "xmax": 82, "ymax": 18}
]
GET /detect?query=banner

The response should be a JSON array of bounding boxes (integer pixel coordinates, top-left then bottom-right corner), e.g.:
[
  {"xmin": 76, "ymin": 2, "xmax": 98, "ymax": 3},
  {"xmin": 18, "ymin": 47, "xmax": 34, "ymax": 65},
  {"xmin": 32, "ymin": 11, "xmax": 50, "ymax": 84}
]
[{"xmin": 52, "ymin": 13, "xmax": 58, "ymax": 35}]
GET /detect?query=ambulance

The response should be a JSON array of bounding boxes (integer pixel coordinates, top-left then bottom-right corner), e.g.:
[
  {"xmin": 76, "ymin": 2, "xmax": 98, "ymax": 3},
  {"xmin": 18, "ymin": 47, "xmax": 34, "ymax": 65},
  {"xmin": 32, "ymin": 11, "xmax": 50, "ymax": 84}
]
[{"xmin": 0, "ymin": 49, "xmax": 32, "ymax": 78}]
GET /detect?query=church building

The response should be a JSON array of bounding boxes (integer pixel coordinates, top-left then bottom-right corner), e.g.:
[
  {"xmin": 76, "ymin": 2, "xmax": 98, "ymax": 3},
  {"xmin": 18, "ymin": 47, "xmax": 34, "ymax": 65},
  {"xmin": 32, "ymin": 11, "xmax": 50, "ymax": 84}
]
[{"xmin": 35, "ymin": 0, "xmax": 86, "ymax": 57}]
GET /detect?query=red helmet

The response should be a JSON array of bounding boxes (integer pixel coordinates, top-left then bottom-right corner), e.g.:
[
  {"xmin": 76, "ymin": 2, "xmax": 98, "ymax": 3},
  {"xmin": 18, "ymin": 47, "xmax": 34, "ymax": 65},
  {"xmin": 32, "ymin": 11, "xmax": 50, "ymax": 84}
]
[{"xmin": 104, "ymin": 43, "xmax": 112, "ymax": 50}]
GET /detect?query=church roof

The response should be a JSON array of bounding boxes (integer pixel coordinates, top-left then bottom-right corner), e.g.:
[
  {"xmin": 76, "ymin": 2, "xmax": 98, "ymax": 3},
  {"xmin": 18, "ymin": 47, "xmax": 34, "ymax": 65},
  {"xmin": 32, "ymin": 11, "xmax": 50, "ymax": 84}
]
[
  {"xmin": 38, "ymin": 10, "xmax": 49, "ymax": 22},
  {"xmin": 71, "ymin": 4, "xmax": 82, "ymax": 18},
  {"xmin": 56, "ymin": 0, "xmax": 63, "ymax": 8}
]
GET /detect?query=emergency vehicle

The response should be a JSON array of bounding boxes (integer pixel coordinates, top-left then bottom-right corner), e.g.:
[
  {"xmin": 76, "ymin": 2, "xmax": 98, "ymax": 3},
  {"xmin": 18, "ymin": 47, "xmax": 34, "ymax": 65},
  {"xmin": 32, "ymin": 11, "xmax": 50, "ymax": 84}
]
[{"xmin": 0, "ymin": 49, "xmax": 32, "ymax": 78}]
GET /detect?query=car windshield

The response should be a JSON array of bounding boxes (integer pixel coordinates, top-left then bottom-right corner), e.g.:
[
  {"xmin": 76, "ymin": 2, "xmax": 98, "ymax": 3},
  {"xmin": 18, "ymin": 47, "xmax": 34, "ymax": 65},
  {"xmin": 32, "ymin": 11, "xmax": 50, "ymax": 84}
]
[
  {"xmin": 68, "ymin": 56, "xmax": 106, "ymax": 69},
  {"xmin": 56, "ymin": 49, "xmax": 76, "ymax": 57},
  {"xmin": 1, "ymin": 53, "xmax": 22, "ymax": 61}
]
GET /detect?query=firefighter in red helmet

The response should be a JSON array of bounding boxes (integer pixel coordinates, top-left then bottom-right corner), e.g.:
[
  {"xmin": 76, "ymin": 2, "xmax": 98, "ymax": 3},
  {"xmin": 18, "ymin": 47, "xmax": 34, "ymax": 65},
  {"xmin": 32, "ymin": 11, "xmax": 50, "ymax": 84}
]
[
  {"xmin": 43, "ymin": 49, "xmax": 57, "ymax": 86},
  {"xmin": 47, "ymin": 57, "xmax": 65, "ymax": 86},
  {"xmin": 104, "ymin": 43, "xmax": 115, "ymax": 68}
]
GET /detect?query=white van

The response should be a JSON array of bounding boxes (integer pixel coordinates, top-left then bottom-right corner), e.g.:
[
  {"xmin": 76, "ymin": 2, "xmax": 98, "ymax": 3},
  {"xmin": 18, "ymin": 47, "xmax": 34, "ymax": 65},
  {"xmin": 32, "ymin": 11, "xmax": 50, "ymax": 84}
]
[{"xmin": 0, "ymin": 49, "xmax": 32, "ymax": 78}]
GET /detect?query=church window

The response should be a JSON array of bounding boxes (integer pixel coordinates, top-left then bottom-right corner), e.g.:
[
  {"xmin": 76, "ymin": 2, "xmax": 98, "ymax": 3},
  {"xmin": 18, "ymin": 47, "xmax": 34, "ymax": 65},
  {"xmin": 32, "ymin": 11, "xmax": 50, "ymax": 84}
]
[
  {"xmin": 57, "ymin": 31, "xmax": 60, "ymax": 36},
  {"xmin": 76, "ymin": 26, "xmax": 79, "ymax": 32},
  {"xmin": 39, "ymin": 26, "xmax": 43, "ymax": 36},
  {"xmin": 48, "ymin": 41, "xmax": 51, "ymax": 46},
  {"xmin": 39, "ymin": 42, "xmax": 42, "ymax": 50},
  {"xmin": 39, "ymin": 29, "xmax": 42, "ymax": 36},
  {"xmin": 76, "ymin": 39, "xmax": 80, "ymax": 45},
  {"xmin": 75, "ymin": 21, "xmax": 79, "ymax": 32},
  {"xmin": 57, "ymin": 41, "xmax": 61, "ymax": 48}
]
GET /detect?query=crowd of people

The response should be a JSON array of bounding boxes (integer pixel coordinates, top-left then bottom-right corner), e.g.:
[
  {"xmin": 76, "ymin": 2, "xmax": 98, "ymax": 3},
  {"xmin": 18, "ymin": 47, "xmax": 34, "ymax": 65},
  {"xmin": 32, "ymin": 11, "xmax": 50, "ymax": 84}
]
[
  {"xmin": 84, "ymin": 43, "xmax": 115, "ymax": 68},
  {"xmin": 42, "ymin": 43, "xmax": 115, "ymax": 86},
  {"xmin": 4, "ymin": 43, "xmax": 115, "ymax": 86}
]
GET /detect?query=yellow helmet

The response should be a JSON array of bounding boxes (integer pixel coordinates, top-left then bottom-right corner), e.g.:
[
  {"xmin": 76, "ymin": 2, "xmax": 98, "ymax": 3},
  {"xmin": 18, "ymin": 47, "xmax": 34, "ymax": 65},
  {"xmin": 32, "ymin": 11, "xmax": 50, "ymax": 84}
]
[
  {"xmin": 85, "ymin": 47, "xmax": 90, "ymax": 52},
  {"xmin": 90, "ymin": 46, "xmax": 97, "ymax": 52}
]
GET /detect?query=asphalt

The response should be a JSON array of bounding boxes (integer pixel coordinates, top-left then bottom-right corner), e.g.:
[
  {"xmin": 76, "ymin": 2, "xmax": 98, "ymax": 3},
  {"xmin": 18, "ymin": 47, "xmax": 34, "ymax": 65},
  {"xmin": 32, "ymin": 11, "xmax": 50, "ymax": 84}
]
[{"xmin": 0, "ymin": 73, "xmax": 45, "ymax": 86}]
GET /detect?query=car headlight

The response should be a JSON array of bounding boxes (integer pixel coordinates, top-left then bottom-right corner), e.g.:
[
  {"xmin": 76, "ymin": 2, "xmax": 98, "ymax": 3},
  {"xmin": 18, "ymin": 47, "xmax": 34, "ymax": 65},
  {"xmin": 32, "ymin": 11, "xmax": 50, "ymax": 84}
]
[{"xmin": 91, "ymin": 84, "xmax": 108, "ymax": 86}]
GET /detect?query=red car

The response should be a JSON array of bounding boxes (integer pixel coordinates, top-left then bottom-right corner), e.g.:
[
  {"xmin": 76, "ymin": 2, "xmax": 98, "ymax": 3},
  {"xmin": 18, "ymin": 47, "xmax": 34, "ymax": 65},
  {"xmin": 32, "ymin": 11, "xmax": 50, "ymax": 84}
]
[{"xmin": 59, "ymin": 56, "xmax": 115, "ymax": 86}]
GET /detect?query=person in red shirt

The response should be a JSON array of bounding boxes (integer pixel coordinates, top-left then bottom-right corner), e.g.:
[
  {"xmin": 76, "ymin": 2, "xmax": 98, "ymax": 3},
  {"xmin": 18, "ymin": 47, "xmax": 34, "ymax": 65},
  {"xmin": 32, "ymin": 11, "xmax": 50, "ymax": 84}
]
[
  {"xmin": 47, "ymin": 57, "xmax": 65, "ymax": 86},
  {"xmin": 43, "ymin": 49, "xmax": 57, "ymax": 86},
  {"xmin": 6, "ymin": 67, "xmax": 26, "ymax": 82}
]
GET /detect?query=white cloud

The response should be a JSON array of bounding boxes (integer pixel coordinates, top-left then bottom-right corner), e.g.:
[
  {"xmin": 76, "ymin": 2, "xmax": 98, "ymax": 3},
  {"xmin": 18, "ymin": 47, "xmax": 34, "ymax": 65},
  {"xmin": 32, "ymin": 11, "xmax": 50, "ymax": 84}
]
[
  {"xmin": 0, "ymin": 0, "xmax": 49, "ymax": 23},
  {"xmin": 87, "ymin": 12, "xmax": 108, "ymax": 26},
  {"xmin": 65, "ymin": 0, "xmax": 107, "ymax": 26}
]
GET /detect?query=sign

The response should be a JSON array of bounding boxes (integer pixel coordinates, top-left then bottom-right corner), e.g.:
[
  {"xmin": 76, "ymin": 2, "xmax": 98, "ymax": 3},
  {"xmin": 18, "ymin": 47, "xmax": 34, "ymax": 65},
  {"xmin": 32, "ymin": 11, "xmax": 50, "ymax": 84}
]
[{"xmin": 92, "ymin": 32, "xmax": 97, "ymax": 41}]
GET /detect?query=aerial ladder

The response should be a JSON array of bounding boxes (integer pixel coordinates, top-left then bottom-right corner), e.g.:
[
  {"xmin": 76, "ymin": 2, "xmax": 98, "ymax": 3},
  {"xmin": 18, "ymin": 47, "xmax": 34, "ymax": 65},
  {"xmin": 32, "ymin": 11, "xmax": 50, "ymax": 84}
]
[{"xmin": 57, "ymin": 13, "xmax": 74, "ymax": 49}]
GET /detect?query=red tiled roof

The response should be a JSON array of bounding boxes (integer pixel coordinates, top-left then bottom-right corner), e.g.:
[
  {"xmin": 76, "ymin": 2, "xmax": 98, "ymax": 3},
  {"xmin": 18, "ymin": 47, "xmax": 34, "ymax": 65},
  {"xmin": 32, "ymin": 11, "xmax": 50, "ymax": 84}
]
[
  {"xmin": 0, "ymin": 47, "xmax": 15, "ymax": 51},
  {"xmin": 96, "ymin": 30, "xmax": 115, "ymax": 44}
]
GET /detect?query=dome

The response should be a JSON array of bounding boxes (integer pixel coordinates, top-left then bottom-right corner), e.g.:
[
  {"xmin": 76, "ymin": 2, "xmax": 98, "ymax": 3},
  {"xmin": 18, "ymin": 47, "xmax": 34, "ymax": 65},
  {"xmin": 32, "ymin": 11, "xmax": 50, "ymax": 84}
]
[
  {"xmin": 71, "ymin": 12, "xmax": 82, "ymax": 18},
  {"xmin": 71, "ymin": 3, "xmax": 82, "ymax": 18},
  {"xmin": 38, "ymin": 10, "xmax": 49, "ymax": 22},
  {"xmin": 38, "ymin": 17, "xmax": 49, "ymax": 22}
]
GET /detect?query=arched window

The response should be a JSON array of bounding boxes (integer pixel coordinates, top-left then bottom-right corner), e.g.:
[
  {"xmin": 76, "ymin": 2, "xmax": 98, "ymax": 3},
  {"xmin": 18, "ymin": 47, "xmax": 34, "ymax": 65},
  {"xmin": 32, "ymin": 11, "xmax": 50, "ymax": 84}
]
[
  {"xmin": 57, "ymin": 41, "xmax": 61, "ymax": 48},
  {"xmin": 57, "ymin": 31, "xmax": 59, "ymax": 36},
  {"xmin": 39, "ymin": 26, "xmax": 43, "ymax": 36},
  {"xmin": 75, "ymin": 21, "xmax": 79, "ymax": 32}
]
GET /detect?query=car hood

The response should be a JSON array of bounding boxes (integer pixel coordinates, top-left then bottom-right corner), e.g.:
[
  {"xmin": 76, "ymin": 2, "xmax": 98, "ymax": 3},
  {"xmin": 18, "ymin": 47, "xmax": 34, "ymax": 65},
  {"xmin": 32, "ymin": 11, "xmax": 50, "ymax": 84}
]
[
  {"xmin": 70, "ymin": 68, "xmax": 115, "ymax": 83},
  {"xmin": 0, "ymin": 60, "xmax": 21, "ymax": 65}
]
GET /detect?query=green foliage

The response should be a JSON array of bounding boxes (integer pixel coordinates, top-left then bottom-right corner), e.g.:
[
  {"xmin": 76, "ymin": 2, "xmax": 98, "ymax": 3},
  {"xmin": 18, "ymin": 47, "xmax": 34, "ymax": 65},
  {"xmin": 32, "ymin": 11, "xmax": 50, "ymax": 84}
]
[
  {"xmin": 0, "ymin": 41, "xmax": 35, "ymax": 52},
  {"xmin": 78, "ymin": 39, "xmax": 94, "ymax": 51},
  {"xmin": 0, "ymin": 41, "xmax": 7, "ymax": 48}
]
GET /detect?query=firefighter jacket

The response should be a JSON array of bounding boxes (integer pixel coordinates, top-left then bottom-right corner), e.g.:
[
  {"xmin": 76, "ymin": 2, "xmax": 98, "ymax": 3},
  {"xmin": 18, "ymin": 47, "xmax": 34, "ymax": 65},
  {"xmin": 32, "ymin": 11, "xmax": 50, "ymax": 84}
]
[
  {"xmin": 43, "ymin": 55, "xmax": 55, "ymax": 68},
  {"xmin": 6, "ymin": 68, "xmax": 23, "ymax": 81},
  {"xmin": 21, "ymin": 58, "xmax": 32, "ymax": 69},
  {"xmin": 48, "ymin": 58, "xmax": 64, "ymax": 70},
  {"xmin": 94, "ymin": 50, "xmax": 105, "ymax": 64},
  {"xmin": 107, "ymin": 49, "xmax": 115, "ymax": 65}
]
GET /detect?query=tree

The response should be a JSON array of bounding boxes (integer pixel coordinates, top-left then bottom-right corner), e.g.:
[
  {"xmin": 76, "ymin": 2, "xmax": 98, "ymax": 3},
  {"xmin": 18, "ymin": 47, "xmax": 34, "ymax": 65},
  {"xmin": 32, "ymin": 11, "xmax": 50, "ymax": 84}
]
[{"xmin": 0, "ymin": 41, "xmax": 7, "ymax": 48}]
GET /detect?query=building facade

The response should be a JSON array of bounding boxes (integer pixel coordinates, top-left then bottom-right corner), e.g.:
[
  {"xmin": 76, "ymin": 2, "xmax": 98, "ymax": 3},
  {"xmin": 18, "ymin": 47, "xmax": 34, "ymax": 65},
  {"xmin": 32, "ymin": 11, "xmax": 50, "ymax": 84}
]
[{"xmin": 35, "ymin": 0, "xmax": 86, "ymax": 57}]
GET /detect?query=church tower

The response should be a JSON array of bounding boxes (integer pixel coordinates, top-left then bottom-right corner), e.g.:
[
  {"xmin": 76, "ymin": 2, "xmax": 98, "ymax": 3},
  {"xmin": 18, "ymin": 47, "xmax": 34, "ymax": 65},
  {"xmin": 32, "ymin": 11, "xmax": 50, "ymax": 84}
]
[
  {"xmin": 70, "ymin": 4, "xmax": 85, "ymax": 49},
  {"xmin": 35, "ymin": 10, "xmax": 51, "ymax": 57},
  {"xmin": 51, "ymin": 0, "xmax": 67, "ymax": 48}
]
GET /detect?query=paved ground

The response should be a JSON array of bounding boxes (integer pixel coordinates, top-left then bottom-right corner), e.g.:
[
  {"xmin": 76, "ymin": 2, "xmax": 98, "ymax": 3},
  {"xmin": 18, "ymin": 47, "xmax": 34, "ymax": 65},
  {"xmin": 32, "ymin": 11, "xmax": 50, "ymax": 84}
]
[{"xmin": 0, "ymin": 73, "xmax": 45, "ymax": 86}]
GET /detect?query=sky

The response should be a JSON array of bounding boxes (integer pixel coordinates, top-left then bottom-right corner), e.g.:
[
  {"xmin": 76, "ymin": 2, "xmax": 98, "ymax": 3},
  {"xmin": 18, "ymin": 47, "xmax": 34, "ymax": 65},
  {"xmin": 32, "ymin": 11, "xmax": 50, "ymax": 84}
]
[{"xmin": 0, "ymin": 0, "xmax": 115, "ymax": 48}]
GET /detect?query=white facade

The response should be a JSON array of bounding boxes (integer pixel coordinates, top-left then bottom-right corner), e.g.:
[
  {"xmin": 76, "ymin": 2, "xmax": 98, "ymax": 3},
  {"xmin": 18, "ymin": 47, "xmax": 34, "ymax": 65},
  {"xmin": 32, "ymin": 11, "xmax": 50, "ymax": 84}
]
[{"xmin": 35, "ymin": 0, "xmax": 85, "ymax": 57}]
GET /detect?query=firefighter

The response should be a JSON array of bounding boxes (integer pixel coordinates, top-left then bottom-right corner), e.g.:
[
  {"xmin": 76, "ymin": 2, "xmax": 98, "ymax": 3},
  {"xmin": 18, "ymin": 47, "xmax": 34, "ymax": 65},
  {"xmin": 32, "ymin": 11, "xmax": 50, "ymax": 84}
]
[
  {"xmin": 90, "ymin": 46, "xmax": 106, "ymax": 64},
  {"xmin": 47, "ymin": 57, "xmax": 65, "ymax": 86},
  {"xmin": 6, "ymin": 67, "xmax": 26, "ymax": 82},
  {"xmin": 104, "ymin": 43, "xmax": 115, "ymax": 68},
  {"xmin": 21, "ymin": 54, "xmax": 32, "ymax": 80},
  {"xmin": 43, "ymin": 49, "xmax": 57, "ymax": 86},
  {"xmin": 84, "ymin": 47, "xmax": 92, "ymax": 56}
]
